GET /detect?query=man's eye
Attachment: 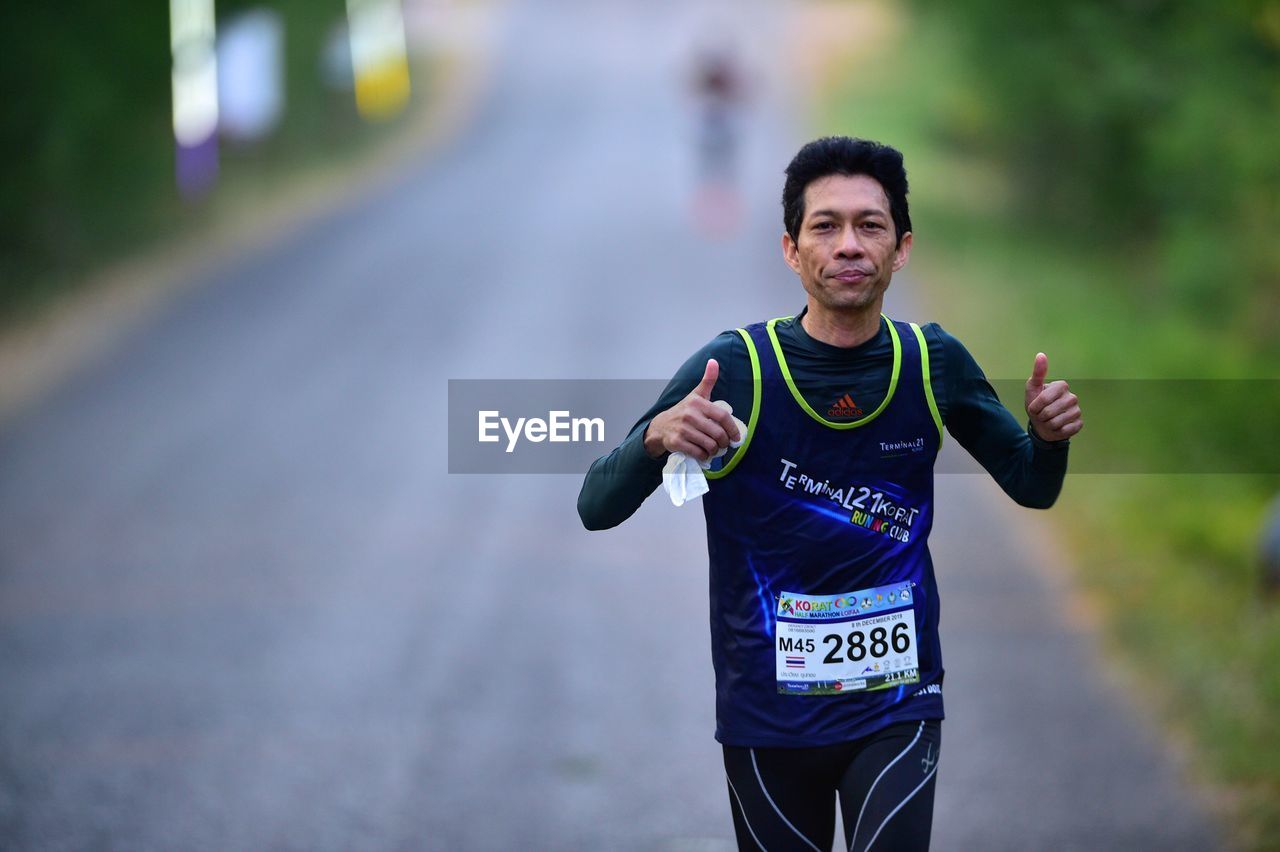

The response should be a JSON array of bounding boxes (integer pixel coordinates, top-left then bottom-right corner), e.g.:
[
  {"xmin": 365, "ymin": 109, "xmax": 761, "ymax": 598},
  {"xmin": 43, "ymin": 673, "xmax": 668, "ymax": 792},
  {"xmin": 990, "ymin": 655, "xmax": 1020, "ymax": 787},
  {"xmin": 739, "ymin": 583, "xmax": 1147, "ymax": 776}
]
[
  {"xmin": 863, "ymin": 222, "xmax": 884, "ymax": 232},
  {"xmin": 813, "ymin": 222, "xmax": 834, "ymax": 231}
]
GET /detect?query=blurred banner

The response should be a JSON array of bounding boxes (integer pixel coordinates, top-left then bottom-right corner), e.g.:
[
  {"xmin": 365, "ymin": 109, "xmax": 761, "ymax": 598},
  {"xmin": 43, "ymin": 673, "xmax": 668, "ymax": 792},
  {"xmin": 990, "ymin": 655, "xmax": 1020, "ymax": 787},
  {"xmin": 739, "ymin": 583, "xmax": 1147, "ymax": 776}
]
[
  {"xmin": 448, "ymin": 379, "xmax": 1280, "ymax": 474},
  {"xmin": 346, "ymin": 0, "xmax": 411, "ymax": 120},
  {"xmin": 170, "ymin": 0, "xmax": 219, "ymax": 196},
  {"xmin": 217, "ymin": 8, "xmax": 284, "ymax": 143}
]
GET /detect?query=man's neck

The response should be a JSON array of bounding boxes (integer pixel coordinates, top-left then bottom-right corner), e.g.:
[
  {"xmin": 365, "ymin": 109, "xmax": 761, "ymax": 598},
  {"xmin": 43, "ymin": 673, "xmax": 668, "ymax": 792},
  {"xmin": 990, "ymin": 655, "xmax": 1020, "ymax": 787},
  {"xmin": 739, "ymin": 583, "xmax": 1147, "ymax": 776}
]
[{"xmin": 800, "ymin": 301, "xmax": 884, "ymax": 348}]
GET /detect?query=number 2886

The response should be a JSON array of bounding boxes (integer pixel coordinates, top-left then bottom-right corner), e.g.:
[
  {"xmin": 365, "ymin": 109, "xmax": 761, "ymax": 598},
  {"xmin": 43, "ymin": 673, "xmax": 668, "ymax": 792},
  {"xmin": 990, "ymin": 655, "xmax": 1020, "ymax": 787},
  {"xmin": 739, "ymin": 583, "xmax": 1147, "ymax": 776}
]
[{"xmin": 820, "ymin": 623, "xmax": 911, "ymax": 664}]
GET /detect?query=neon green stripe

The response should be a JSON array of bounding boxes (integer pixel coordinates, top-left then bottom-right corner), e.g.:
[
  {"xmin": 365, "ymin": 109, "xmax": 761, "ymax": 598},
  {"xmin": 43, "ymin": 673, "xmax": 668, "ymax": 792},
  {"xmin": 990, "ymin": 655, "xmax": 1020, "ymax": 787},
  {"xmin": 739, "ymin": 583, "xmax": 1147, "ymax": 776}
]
[
  {"xmin": 910, "ymin": 322, "xmax": 945, "ymax": 446},
  {"xmin": 705, "ymin": 328, "xmax": 760, "ymax": 480},
  {"xmin": 765, "ymin": 315, "xmax": 901, "ymax": 430}
]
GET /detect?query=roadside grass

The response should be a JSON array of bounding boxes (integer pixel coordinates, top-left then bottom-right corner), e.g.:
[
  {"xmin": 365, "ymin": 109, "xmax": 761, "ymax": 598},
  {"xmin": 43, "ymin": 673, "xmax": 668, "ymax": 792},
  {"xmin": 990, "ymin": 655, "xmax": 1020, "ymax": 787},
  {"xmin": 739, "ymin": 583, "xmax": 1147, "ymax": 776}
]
[{"xmin": 815, "ymin": 3, "xmax": 1280, "ymax": 846}]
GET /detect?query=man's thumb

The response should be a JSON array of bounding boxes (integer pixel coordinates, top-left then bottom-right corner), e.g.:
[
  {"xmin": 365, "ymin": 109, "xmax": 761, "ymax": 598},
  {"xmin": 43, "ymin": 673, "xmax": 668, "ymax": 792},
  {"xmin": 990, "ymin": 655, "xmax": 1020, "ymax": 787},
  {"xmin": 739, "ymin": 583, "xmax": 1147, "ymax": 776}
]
[
  {"xmin": 694, "ymin": 358, "xmax": 719, "ymax": 399},
  {"xmin": 1028, "ymin": 352, "xmax": 1049, "ymax": 389}
]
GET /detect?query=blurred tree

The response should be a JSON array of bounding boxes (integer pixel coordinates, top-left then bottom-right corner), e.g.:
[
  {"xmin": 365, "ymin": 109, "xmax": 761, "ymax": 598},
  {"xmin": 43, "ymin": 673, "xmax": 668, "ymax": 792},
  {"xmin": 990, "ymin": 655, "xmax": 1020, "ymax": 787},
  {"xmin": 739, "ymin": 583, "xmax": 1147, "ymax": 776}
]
[
  {"xmin": 1, "ymin": 5, "xmax": 171, "ymax": 299},
  {"xmin": 912, "ymin": 0, "xmax": 1280, "ymax": 346}
]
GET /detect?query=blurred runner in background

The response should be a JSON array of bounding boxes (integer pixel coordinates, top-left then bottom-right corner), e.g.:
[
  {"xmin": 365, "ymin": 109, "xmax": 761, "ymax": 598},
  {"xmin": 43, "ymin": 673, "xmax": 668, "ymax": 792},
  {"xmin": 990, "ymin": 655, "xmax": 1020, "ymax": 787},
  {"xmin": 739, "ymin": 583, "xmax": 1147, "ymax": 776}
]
[{"xmin": 690, "ymin": 44, "xmax": 747, "ymax": 237}]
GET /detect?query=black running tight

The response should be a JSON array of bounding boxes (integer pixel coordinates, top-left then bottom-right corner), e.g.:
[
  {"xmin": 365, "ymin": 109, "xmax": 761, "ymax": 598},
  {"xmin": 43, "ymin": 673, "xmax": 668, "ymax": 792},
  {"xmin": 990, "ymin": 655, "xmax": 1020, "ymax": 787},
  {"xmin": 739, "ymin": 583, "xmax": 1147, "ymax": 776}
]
[{"xmin": 723, "ymin": 719, "xmax": 941, "ymax": 852}]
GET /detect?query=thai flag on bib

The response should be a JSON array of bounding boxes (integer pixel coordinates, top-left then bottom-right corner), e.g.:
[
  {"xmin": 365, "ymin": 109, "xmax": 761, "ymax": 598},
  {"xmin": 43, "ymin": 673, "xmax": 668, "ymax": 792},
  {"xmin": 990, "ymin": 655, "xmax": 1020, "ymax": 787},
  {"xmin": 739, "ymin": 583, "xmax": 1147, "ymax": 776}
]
[{"xmin": 785, "ymin": 656, "xmax": 805, "ymax": 669}]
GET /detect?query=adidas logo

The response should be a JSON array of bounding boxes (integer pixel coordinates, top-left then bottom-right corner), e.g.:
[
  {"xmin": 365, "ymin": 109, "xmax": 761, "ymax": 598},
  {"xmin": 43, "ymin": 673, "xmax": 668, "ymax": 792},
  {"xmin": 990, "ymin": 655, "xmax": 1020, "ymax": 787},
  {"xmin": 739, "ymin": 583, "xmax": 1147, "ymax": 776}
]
[{"xmin": 827, "ymin": 393, "xmax": 864, "ymax": 418}]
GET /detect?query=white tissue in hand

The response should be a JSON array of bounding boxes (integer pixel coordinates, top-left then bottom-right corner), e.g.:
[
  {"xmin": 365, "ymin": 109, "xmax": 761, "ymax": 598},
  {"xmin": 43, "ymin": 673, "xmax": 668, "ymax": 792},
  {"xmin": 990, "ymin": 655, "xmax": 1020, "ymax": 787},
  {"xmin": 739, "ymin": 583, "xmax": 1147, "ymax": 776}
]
[
  {"xmin": 662, "ymin": 400, "xmax": 748, "ymax": 507},
  {"xmin": 663, "ymin": 452, "xmax": 710, "ymax": 507}
]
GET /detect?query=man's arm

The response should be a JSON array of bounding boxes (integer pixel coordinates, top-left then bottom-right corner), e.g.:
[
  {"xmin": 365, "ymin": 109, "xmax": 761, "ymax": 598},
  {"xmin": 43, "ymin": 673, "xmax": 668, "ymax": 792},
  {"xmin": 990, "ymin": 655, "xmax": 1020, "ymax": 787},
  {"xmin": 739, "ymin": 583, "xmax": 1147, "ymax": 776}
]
[
  {"xmin": 927, "ymin": 325, "xmax": 1078, "ymax": 509},
  {"xmin": 577, "ymin": 332, "xmax": 748, "ymax": 530}
]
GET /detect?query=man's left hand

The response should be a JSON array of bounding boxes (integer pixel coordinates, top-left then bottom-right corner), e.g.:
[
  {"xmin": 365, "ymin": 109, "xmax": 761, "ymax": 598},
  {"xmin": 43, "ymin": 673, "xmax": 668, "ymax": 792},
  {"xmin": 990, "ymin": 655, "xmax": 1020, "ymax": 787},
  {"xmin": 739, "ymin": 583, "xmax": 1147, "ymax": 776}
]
[{"xmin": 1024, "ymin": 352, "xmax": 1083, "ymax": 442}]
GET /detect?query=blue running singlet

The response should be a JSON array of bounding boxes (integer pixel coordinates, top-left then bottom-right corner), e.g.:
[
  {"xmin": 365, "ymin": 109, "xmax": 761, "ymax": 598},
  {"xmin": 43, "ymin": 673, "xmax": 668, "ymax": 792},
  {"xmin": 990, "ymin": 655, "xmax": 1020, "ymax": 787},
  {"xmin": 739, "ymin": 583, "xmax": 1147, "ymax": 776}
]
[{"xmin": 702, "ymin": 316, "xmax": 946, "ymax": 747}]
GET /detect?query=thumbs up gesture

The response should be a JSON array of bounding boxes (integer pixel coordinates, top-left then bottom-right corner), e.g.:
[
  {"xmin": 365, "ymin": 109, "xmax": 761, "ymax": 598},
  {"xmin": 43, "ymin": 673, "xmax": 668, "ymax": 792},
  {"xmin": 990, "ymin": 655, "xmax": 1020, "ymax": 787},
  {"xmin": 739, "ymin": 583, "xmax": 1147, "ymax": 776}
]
[
  {"xmin": 1024, "ymin": 353, "xmax": 1083, "ymax": 442},
  {"xmin": 644, "ymin": 359, "xmax": 743, "ymax": 460}
]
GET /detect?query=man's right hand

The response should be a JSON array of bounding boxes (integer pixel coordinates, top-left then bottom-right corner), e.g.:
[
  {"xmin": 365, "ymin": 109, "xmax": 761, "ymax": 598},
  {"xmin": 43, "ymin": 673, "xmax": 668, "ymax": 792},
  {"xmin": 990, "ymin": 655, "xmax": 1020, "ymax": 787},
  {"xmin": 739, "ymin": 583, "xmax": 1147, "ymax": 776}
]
[{"xmin": 643, "ymin": 359, "xmax": 742, "ymax": 461}]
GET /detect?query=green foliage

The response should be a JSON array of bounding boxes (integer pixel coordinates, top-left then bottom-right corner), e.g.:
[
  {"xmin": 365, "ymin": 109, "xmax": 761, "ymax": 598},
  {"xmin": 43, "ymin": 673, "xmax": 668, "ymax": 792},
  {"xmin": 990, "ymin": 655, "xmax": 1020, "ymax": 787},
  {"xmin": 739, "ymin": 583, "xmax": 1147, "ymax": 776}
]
[
  {"xmin": 911, "ymin": 0, "xmax": 1280, "ymax": 348},
  {"xmin": 0, "ymin": 1, "xmax": 409, "ymax": 320},
  {"xmin": 1, "ymin": 5, "xmax": 172, "ymax": 295}
]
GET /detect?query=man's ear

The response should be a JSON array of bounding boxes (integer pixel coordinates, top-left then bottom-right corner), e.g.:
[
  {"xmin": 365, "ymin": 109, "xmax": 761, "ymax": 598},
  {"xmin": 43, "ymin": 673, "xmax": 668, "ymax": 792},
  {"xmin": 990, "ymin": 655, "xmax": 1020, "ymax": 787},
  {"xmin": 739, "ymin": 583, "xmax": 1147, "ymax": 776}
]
[
  {"xmin": 891, "ymin": 232, "xmax": 913, "ymax": 272},
  {"xmin": 782, "ymin": 232, "xmax": 801, "ymax": 275}
]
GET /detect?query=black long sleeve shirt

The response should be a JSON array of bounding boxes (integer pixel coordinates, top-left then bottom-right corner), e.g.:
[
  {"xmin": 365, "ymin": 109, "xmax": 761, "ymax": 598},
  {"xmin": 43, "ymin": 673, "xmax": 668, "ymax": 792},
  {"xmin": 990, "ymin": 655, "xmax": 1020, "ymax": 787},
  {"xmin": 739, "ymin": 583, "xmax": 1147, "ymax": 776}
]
[{"xmin": 578, "ymin": 310, "xmax": 1068, "ymax": 530}]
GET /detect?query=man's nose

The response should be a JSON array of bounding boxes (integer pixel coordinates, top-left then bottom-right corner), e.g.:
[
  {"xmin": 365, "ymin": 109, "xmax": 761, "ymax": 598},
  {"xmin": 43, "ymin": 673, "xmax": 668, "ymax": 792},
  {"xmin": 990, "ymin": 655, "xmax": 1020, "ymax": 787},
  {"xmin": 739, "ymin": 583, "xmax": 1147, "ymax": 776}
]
[{"xmin": 834, "ymin": 225, "xmax": 864, "ymax": 257}]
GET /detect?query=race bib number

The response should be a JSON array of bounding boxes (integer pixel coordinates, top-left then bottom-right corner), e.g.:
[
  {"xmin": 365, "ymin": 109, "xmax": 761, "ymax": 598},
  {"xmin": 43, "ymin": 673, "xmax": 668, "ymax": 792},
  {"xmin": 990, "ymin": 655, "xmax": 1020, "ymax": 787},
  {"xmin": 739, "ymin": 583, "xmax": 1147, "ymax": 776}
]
[{"xmin": 775, "ymin": 582, "xmax": 920, "ymax": 695}]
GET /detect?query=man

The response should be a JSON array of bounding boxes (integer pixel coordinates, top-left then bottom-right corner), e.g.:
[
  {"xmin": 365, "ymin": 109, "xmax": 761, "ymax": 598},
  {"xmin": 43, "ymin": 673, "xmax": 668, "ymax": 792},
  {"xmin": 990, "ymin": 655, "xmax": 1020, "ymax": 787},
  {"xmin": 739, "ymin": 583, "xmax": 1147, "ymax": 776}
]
[{"xmin": 578, "ymin": 137, "xmax": 1082, "ymax": 851}]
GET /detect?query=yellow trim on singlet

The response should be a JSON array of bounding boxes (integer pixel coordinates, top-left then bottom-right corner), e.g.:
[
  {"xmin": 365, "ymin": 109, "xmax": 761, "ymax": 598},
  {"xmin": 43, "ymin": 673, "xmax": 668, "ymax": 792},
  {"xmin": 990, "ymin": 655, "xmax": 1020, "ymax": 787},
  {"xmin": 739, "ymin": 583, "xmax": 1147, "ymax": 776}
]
[
  {"xmin": 705, "ymin": 327, "xmax": 760, "ymax": 479},
  {"xmin": 765, "ymin": 314, "xmax": 902, "ymax": 430},
  {"xmin": 910, "ymin": 322, "xmax": 945, "ymax": 447}
]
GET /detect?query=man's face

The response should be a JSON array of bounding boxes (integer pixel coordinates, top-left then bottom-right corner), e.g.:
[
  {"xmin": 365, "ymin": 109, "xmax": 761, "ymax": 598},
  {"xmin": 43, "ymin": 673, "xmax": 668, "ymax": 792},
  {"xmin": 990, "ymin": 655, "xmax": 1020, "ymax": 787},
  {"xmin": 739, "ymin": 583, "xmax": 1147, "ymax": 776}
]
[{"xmin": 782, "ymin": 174, "xmax": 912, "ymax": 314}]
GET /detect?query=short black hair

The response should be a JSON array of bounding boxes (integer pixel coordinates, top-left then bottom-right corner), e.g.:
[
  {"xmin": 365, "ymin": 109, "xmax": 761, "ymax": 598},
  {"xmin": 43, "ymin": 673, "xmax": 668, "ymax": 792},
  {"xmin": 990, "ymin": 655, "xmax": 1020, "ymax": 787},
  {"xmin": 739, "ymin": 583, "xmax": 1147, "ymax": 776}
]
[{"xmin": 782, "ymin": 137, "xmax": 912, "ymax": 245}]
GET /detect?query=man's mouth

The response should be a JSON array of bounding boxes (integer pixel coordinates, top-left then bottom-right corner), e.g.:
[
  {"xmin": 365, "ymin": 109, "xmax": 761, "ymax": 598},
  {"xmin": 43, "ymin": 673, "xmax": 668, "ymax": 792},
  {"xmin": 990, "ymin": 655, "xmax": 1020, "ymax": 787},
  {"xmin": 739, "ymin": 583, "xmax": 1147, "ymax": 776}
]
[{"xmin": 830, "ymin": 268, "xmax": 872, "ymax": 283}]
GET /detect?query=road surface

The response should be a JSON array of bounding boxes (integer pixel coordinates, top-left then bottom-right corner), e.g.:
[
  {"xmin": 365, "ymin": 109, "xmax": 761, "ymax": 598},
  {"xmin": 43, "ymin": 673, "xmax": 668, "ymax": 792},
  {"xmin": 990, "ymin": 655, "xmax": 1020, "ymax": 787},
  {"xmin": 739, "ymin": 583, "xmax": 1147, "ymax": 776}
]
[{"xmin": 0, "ymin": 0, "xmax": 1221, "ymax": 849}]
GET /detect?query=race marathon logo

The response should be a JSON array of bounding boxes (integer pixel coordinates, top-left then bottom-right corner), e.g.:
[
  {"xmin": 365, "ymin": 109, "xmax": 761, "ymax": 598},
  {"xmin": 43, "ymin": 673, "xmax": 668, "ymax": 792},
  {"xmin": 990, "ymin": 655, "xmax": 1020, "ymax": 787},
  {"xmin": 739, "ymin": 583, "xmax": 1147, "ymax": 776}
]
[{"xmin": 779, "ymin": 593, "xmax": 898, "ymax": 616}]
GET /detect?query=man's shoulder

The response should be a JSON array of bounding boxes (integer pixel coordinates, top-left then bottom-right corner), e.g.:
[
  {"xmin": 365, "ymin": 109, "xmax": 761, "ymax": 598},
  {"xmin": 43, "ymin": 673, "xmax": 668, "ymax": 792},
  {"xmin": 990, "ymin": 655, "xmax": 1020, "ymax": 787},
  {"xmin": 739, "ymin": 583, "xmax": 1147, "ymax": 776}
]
[
  {"xmin": 736, "ymin": 314, "xmax": 797, "ymax": 331},
  {"xmin": 705, "ymin": 328, "xmax": 749, "ymax": 351},
  {"xmin": 702, "ymin": 318, "xmax": 793, "ymax": 347},
  {"xmin": 912, "ymin": 322, "xmax": 989, "ymax": 380},
  {"xmin": 675, "ymin": 329, "xmax": 750, "ymax": 374},
  {"xmin": 900, "ymin": 319, "xmax": 946, "ymax": 337},
  {"xmin": 913, "ymin": 321, "xmax": 967, "ymax": 352}
]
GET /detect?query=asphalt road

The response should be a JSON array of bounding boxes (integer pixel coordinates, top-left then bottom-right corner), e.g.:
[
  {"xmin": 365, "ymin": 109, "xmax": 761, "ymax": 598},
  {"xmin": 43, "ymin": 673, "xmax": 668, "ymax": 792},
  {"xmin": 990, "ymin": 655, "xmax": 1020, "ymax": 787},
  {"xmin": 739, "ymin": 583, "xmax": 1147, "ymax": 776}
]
[{"xmin": 0, "ymin": 1, "xmax": 1222, "ymax": 849}]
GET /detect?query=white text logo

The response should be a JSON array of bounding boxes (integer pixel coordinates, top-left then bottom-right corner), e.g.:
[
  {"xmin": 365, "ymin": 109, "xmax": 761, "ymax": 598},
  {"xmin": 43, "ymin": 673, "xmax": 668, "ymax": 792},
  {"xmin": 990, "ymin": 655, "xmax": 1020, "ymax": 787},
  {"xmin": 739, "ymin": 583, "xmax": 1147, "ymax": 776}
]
[{"xmin": 478, "ymin": 410, "xmax": 605, "ymax": 453}]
